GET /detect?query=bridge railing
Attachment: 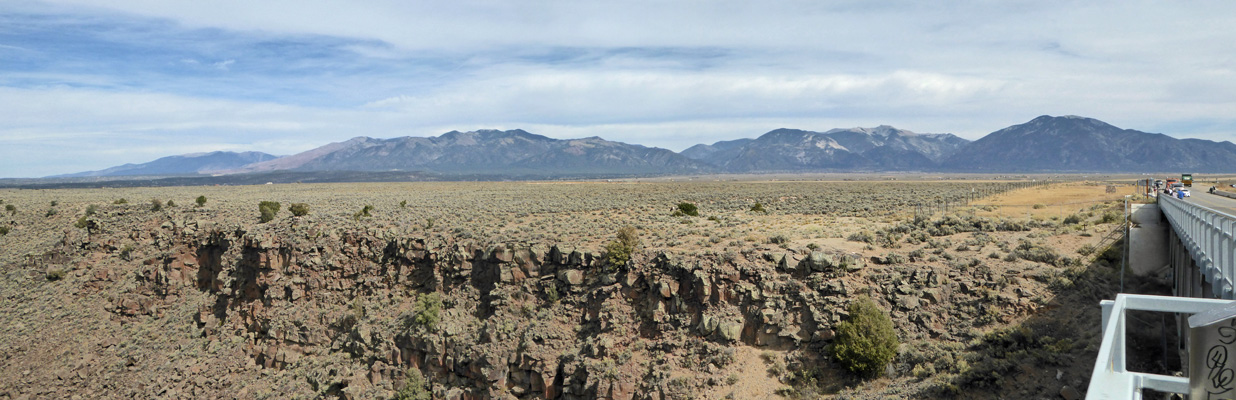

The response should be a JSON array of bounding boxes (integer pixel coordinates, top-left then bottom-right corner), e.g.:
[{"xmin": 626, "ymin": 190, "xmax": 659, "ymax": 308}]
[
  {"xmin": 1087, "ymin": 294, "xmax": 1235, "ymax": 399},
  {"xmin": 1159, "ymin": 195, "xmax": 1236, "ymax": 299}
]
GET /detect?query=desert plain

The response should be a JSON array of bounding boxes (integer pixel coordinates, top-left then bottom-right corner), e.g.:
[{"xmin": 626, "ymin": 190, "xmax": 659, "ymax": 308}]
[{"xmin": 0, "ymin": 178, "xmax": 1159, "ymax": 399}]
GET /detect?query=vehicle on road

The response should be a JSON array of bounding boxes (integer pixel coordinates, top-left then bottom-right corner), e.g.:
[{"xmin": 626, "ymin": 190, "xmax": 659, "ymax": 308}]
[
  {"xmin": 1182, "ymin": 173, "xmax": 1193, "ymax": 187},
  {"xmin": 1181, "ymin": 189, "xmax": 1191, "ymax": 197}
]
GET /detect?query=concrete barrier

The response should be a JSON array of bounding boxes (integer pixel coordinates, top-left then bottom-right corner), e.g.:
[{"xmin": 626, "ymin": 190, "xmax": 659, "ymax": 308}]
[{"xmin": 1211, "ymin": 189, "xmax": 1236, "ymax": 200}]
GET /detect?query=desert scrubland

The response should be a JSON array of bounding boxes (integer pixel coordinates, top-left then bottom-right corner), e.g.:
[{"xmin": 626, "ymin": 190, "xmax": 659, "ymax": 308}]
[{"xmin": 0, "ymin": 179, "xmax": 1150, "ymax": 399}]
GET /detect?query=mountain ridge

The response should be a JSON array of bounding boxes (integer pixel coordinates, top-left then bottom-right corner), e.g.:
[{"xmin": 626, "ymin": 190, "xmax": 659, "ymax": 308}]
[
  {"xmin": 49, "ymin": 116, "xmax": 1236, "ymax": 179},
  {"xmin": 232, "ymin": 129, "xmax": 715, "ymax": 177},
  {"xmin": 940, "ymin": 115, "xmax": 1236, "ymax": 172},
  {"xmin": 53, "ymin": 151, "xmax": 280, "ymax": 178},
  {"xmin": 684, "ymin": 126, "xmax": 969, "ymax": 172}
]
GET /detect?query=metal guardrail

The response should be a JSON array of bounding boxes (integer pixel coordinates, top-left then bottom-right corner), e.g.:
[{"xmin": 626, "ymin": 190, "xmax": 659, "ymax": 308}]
[
  {"xmin": 1087, "ymin": 294, "xmax": 1235, "ymax": 399},
  {"xmin": 1159, "ymin": 195, "xmax": 1236, "ymax": 299}
]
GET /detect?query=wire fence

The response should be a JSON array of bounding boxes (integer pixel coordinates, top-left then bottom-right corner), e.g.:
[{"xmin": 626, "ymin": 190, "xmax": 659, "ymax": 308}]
[
  {"xmin": 911, "ymin": 180, "xmax": 1055, "ymax": 218},
  {"xmin": 910, "ymin": 180, "xmax": 1145, "ymax": 220}
]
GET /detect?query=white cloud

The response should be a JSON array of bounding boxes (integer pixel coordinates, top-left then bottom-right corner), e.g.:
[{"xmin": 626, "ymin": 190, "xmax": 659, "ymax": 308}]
[
  {"xmin": 212, "ymin": 59, "xmax": 235, "ymax": 70},
  {"xmin": 364, "ymin": 69, "xmax": 1010, "ymax": 125},
  {"xmin": 4, "ymin": 0, "xmax": 1236, "ymax": 177}
]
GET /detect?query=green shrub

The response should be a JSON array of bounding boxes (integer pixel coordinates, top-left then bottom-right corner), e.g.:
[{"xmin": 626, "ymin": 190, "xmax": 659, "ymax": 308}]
[
  {"xmin": 545, "ymin": 281, "xmax": 560, "ymax": 303},
  {"xmin": 258, "ymin": 201, "xmax": 281, "ymax": 223},
  {"xmin": 74, "ymin": 216, "xmax": 89, "ymax": 229},
  {"xmin": 1012, "ymin": 241, "xmax": 1063, "ymax": 266},
  {"xmin": 45, "ymin": 267, "xmax": 65, "ymax": 281},
  {"xmin": 166, "ymin": 200, "xmax": 176, "ymax": 208},
  {"xmin": 45, "ymin": 208, "xmax": 57, "ymax": 217},
  {"xmin": 119, "ymin": 244, "xmax": 135, "ymax": 261},
  {"xmin": 289, "ymin": 203, "xmax": 310, "ymax": 217},
  {"xmin": 847, "ymin": 230, "xmax": 875, "ymax": 244},
  {"xmin": 150, "ymin": 199, "xmax": 163, "ymax": 212},
  {"xmin": 768, "ymin": 234, "xmax": 789, "ymax": 245},
  {"xmin": 1099, "ymin": 211, "xmax": 1120, "ymax": 224},
  {"xmin": 1032, "ymin": 204, "xmax": 1045, "ymax": 209},
  {"xmin": 675, "ymin": 202, "xmax": 699, "ymax": 217},
  {"xmin": 411, "ymin": 292, "xmax": 442, "ymax": 331},
  {"xmin": 1062, "ymin": 214, "xmax": 1082, "ymax": 225},
  {"xmin": 114, "ymin": 198, "xmax": 127, "ymax": 205},
  {"xmin": 353, "ymin": 205, "xmax": 374, "ymax": 220},
  {"xmin": 50, "ymin": 200, "xmax": 58, "ymax": 207},
  {"xmin": 603, "ymin": 226, "xmax": 640, "ymax": 267},
  {"xmin": 400, "ymin": 200, "xmax": 408, "ymax": 208},
  {"xmin": 1077, "ymin": 244, "xmax": 1096, "ymax": 256},
  {"xmin": 750, "ymin": 202, "xmax": 766, "ymax": 213},
  {"xmin": 394, "ymin": 367, "xmax": 430, "ymax": 400},
  {"xmin": 195, "ymin": 195, "xmax": 207, "ymax": 207},
  {"xmin": 0, "ymin": 226, "xmax": 9, "ymax": 236},
  {"xmin": 832, "ymin": 296, "xmax": 899, "ymax": 378},
  {"xmin": 5, "ymin": 204, "xmax": 15, "ymax": 215}
]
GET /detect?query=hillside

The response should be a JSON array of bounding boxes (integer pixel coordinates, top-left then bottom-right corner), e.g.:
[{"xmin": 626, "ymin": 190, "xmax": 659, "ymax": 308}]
[
  {"xmin": 942, "ymin": 115, "xmax": 1236, "ymax": 172},
  {"xmin": 684, "ymin": 126, "xmax": 969, "ymax": 172},
  {"xmin": 236, "ymin": 129, "xmax": 715, "ymax": 177}
]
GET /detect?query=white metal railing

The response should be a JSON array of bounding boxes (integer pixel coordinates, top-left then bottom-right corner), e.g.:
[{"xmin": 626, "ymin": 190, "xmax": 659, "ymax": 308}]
[
  {"xmin": 1087, "ymin": 294, "xmax": 1235, "ymax": 399},
  {"xmin": 1159, "ymin": 195, "xmax": 1236, "ymax": 299}
]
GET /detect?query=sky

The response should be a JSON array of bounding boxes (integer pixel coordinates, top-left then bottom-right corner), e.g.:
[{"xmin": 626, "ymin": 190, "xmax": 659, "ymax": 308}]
[{"xmin": 2, "ymin": 0, "xmax": 1235, "ymax": 177}]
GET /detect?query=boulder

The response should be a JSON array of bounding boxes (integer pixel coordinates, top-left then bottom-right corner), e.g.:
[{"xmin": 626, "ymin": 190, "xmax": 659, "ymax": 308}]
[
  {"xmin": 658, "ymin": 281, "xmax": 674, "ymax": 299},
  {"xmin": 719, "ymin": 321, "xmax": 742, "ymax": 342},
  {"xmin": 561, "ymin": 270, "xmax": 584, "ymax": 286},
  {"xmin": 490, "ymin": 246, "xmax": 512, "ymax": 263}
]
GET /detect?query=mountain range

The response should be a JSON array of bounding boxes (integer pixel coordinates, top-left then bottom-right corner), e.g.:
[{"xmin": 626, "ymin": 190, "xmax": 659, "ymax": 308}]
[
  {"xmin": 227, "ymin": 130, "xmax": 714, "ymax": 177},
  {"xmin": 682, "ymin": 125, "xmax": 969, "ymax": 172},
  {"xmin": 53, "ymin": 151, "xmax": 279, "ymax": 177},
  {"xmin": 45, "ymin": 115, "xmax": 1236, "ymax": 180}
]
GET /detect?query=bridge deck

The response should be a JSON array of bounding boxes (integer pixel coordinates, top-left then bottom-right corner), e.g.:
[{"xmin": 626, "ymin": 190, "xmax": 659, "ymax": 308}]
[
  {"xmin": 1179, "ymin": 188, "xmax": 1236, "ymax": 215},
  {"xmin": 1086, "ymin": 191, "xmax": 1236, "ymax": 398}
]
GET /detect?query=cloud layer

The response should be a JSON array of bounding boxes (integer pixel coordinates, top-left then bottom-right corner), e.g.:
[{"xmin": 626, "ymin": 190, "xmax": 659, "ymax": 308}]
[{"xmin": 2, "ymin": 0, "xmax": 1235, "ymax": 177}]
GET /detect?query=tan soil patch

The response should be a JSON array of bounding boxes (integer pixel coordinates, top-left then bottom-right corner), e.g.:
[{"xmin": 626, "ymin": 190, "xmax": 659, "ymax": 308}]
[{"xmin": 702, "ymin": 346, "xmax": 787, "ymax": 399}]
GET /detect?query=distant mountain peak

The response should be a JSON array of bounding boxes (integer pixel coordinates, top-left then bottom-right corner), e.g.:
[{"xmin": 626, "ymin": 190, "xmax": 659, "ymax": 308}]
[
  {"xmin": 825, "ymin": 125, "xmax": 917, "ymax": 138},
  {"xmin": 683, "ymin": 124, "xmax": 969, "ymax": 172},
  {"xmin": 944, "ymin": 115, "xmax": 1236, "ymax": 172}
]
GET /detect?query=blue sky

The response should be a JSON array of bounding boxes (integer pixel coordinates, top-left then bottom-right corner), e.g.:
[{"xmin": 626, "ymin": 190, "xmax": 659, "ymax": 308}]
[{"xmin": 2, "ymin": 0, "xmax": 1235, "ymax": 177}]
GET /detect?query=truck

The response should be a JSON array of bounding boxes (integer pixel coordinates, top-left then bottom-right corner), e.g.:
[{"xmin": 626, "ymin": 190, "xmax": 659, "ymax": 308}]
[{"xmin": 1182, "ymin": 173, "xmax": 1193, "ymax": 187}]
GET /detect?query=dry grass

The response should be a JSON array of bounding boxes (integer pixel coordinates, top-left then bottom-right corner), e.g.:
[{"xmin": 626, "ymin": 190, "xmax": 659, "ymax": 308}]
[{"xmin": 975, "ymin": 182, "xmax": 1137, "ymax": 220}]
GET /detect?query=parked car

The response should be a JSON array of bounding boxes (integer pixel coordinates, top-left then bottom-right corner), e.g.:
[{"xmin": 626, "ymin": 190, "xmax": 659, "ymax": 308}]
[{"xmin": 1181, "ymin": 189, "xmax": 1191, "ymax": 197}]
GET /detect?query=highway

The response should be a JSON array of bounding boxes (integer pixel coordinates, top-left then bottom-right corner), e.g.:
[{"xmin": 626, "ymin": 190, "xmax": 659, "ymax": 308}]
[{"xmin": 1178, "ymin": 187, "xmax": 1236, "ymax": 216}]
